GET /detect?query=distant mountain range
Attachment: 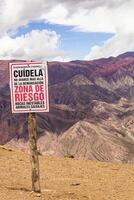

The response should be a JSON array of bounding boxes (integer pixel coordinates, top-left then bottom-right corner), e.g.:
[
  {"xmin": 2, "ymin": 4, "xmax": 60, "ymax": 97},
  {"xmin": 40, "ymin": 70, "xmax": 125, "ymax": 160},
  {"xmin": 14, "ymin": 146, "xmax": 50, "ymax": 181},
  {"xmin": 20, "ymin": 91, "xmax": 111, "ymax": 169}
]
[{"xmin": 0, "ymin": 52, "xmax": 134, "ymax": 163}]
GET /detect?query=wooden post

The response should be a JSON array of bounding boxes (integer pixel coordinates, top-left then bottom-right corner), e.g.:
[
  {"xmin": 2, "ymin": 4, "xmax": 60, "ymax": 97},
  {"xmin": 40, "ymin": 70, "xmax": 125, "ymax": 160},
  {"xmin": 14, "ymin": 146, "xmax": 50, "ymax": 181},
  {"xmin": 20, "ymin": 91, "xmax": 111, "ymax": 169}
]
[{"xmin": 28, "ymin": 112, "xmax": 41, "ymax": 193}]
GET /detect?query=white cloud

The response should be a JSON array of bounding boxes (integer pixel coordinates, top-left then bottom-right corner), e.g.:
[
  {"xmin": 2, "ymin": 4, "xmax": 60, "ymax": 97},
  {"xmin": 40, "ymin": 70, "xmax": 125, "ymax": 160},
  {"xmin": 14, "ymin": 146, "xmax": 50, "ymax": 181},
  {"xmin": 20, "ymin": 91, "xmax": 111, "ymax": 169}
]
[
  {"xmin": 43, "ymin": 0, "xmax": 134, "ymax": 34},
  {"xmin": 0, "ymin": 0, "xmax": 50, "ymax": 35},
  {"xmin": 0, "ymin": 29, "xmax": 64, "ymax": 60},
  {"xmin": 0, "ymin": 0, "xmax": 134, "ymax": 60},
  {"xmin": 52, "ymin": 56, "xmax": 71, "ymax": 62},
  {"xmin": 85, "ymin": 34, "xmax": 134, "ymax": 60},
  {"xmin": 0, "ymin": 0, "xmax": 133, "ymax": 35}
]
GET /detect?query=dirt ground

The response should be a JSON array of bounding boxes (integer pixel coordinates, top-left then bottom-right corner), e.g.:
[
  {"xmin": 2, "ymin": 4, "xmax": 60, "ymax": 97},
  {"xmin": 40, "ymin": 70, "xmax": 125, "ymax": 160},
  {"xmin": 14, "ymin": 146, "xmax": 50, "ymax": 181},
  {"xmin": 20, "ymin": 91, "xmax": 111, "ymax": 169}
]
[{"xmin": 0, "ymin": 146, "xmax": 134, "ymax": 200}]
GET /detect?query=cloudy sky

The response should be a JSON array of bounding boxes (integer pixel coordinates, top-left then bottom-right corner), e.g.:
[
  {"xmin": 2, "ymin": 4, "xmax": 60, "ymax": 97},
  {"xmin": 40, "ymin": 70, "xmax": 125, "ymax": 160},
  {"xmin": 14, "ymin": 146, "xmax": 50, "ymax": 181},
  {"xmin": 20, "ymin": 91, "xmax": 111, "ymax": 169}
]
[{"xmin": 0, "ymin": 0, "xmax": 133, "ymax": 61}]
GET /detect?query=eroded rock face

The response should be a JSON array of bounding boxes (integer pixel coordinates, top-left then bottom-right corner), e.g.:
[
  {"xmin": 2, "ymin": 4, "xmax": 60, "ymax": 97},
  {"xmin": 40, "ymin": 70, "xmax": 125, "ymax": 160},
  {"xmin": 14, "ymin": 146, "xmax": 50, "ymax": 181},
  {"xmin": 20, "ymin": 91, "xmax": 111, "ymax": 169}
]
[{"xmin": 0, "ymin": 52, "xmax": 134, "ymax": 162}]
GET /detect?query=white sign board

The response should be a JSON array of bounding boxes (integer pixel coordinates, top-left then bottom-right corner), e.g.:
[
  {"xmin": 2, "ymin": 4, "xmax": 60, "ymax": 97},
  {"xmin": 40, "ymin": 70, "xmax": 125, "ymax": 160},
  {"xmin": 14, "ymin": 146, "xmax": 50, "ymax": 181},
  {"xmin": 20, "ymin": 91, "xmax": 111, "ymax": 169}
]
[{"xmin": 9, "ymin": 61, "xmax": 49, "ymax": 113}]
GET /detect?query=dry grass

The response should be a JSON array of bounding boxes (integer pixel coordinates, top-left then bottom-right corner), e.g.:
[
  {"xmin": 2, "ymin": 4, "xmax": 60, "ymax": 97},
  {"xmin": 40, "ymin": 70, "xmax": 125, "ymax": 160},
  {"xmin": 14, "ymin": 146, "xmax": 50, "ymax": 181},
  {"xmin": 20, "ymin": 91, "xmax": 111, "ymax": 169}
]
[{"xmin": 0, "ymin": 145, "xmax": 134, "ymax": 200}]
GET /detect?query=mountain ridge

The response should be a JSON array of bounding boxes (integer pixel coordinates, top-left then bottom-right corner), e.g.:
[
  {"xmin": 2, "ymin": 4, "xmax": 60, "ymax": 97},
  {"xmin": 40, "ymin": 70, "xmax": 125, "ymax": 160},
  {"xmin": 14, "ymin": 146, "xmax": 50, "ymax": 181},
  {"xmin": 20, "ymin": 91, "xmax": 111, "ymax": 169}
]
[{"xmin": 0, "ymin": 52, "xmax": 134, "ymax": 163}]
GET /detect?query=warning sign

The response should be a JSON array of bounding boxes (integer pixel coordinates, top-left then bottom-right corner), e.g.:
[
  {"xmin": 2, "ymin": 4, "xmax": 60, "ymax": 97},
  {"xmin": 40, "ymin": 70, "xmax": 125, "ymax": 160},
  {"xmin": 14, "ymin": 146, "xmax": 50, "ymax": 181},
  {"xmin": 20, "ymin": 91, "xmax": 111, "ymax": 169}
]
[{"xmin": 9, "ymin": 61, "xmax": 49, "ymax": 113}]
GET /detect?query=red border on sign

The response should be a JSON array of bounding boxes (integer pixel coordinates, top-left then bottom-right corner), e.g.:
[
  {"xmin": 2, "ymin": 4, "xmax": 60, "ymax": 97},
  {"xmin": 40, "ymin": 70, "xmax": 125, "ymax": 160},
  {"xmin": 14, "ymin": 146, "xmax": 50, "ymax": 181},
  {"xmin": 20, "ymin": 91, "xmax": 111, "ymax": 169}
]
[{"xmin": 9, "ymin": 61, "xmax": 49, "ymax": 113}]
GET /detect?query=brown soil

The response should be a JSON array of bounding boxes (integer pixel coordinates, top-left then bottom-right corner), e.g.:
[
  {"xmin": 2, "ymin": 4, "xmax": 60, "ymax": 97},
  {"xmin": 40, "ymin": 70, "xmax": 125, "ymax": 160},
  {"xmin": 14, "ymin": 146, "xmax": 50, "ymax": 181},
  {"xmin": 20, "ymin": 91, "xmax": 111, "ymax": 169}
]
[{"xmin": 0, "ymin": 146, "xmax": 134, "ymax": 200}]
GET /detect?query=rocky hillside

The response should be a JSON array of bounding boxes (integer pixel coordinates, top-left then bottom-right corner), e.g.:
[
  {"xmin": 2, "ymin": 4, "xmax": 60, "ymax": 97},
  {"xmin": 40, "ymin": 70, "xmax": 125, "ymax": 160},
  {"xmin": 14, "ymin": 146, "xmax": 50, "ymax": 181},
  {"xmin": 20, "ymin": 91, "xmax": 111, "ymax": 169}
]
[{"xmin": 0, "ymin": 52, "xmax": 134, "ymax": 162}]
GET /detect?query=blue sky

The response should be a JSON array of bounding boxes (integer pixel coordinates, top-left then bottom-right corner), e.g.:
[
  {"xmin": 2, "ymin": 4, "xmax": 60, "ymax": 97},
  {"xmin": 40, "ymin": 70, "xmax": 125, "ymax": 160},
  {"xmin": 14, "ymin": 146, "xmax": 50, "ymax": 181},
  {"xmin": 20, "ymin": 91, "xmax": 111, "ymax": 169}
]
[
  {"xmin": 14, "ymin": 21, "xmax": 113, "ymax": 60},
  {"xmin": 0, "ymin": 0, "xmax": 133, "ymax": 61}
]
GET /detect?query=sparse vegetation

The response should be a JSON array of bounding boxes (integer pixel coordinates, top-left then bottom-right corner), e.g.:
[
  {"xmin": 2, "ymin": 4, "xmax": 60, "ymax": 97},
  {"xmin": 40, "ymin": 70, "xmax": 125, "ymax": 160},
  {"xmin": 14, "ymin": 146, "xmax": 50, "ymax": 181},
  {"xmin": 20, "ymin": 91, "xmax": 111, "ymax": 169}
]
[{"xmin": 64, "ymin": 154, "xmax": 75, "ymax": 159}]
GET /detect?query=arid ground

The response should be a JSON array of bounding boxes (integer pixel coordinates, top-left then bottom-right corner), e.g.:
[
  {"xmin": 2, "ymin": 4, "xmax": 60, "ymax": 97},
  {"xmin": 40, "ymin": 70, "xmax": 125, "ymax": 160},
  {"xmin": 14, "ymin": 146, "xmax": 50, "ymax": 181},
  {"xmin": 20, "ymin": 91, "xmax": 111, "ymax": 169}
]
[{"xmin": 0, "ymin": 146, "xmax": 134, "ymax": 200}]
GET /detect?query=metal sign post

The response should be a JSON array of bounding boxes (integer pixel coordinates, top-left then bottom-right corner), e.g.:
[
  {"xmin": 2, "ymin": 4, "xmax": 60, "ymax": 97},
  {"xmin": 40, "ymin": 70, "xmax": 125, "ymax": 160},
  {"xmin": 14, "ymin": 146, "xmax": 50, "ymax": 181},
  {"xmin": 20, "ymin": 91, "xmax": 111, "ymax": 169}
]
[{"xmin": 9, "ymin": 61, "xmax": 49, "ymax": 193}]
